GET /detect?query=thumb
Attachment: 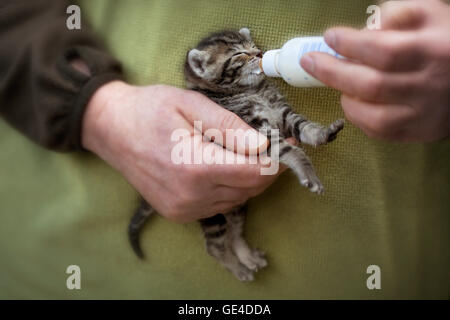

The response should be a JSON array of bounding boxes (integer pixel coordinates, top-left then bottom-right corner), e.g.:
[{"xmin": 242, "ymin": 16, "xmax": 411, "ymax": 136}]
[{"xmin": 181, "ymin": 91, "xmax": 269, "ymax": 155}]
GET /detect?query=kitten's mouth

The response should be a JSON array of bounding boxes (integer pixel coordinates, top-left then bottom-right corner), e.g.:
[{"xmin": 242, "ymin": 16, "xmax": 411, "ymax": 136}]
[{"xmin": 250, "ymin": 59, "xmax": 263, "ymax": 75}]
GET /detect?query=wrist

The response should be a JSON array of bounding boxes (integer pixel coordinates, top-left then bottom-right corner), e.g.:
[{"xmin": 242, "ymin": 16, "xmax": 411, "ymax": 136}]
[{"xmin": 81, "ymin": 80, "xmax": 131, "ymax": 157}]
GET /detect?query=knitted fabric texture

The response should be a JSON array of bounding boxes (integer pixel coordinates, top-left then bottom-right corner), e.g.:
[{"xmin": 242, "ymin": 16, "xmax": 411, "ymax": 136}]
[{"xmin": 0, "ymin": 0, "xmax": 448, "ymax": 298}]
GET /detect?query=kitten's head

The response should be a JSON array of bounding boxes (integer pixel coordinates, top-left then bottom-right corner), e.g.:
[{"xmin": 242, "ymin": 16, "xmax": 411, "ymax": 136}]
[{"xmin": 185, "ymin": 28, "xmax": 264, "ymax": 93}]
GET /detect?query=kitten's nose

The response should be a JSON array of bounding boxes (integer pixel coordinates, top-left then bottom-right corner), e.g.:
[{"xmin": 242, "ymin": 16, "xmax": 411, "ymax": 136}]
[{"xmin": 256, "ymin": 51, "xmax": 263, "ymax": 58}]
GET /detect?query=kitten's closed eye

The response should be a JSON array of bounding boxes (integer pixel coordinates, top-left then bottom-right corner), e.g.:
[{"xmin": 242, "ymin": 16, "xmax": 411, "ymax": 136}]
[{"xmin": 233, "ymin": 51, "xmax": 262, "ymax": 58}]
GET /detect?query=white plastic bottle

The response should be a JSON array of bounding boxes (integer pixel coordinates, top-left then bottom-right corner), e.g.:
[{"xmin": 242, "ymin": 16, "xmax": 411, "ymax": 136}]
[{"xmin": 260, "ymin": 36, "xmax": 342, "ymax": 87}]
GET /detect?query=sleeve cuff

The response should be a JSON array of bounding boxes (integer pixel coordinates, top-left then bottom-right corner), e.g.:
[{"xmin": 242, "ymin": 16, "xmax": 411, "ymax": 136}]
[
  {"xmin": 56, "ymin": 46, "xmax": 123, "ymax": 151},
  {"xmin": 71, "ymin": 72, "xmax": 123, "ymax": 151}
]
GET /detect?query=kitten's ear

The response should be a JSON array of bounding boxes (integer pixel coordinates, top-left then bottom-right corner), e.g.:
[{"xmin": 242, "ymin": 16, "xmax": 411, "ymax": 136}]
[
  {"xmin": 188, "ymin": 49, "xmax": 210, "ymax": 78},
  {"xmin": 239, "ymin": 27, "xmax": 251, "ymax": 40}
]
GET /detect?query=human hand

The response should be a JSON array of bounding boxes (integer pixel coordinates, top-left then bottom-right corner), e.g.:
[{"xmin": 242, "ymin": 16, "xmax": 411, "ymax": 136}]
[
  {"xmin": 82, "ymin": 81, "xmax": 283, "ymax": 223},
  {"xmin": 300, "ymin": 0, "xmax": 450, "ymax": 142}
]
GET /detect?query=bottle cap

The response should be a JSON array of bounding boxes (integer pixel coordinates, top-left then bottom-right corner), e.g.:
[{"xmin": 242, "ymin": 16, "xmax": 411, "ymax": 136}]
[{"xmin": 261, "ymin": 49, "xmax": 281, "ymax": 77}]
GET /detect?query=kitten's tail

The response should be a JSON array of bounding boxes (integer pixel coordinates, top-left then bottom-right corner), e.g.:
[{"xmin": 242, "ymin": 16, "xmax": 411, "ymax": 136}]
[{"xmin": 128, "ymin": 198, "xmax": 154, "ymax": 259}]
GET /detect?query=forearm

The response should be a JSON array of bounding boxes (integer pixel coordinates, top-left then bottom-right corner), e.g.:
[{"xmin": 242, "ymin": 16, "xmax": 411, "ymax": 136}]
[{"xmin": 0, "ymin": 0, "xmax": 123, "ymax": 151}]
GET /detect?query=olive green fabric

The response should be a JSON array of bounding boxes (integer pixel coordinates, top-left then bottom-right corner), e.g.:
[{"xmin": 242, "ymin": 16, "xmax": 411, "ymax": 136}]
[{"xmin": 0, "ymin": 0, "xmax": 449, "ymax": 299}]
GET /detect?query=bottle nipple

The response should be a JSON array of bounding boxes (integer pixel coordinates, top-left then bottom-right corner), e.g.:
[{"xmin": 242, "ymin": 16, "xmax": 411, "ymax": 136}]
[{"xmin": 261, "ymin": 49, "xmax": 281, "ymax": 77}]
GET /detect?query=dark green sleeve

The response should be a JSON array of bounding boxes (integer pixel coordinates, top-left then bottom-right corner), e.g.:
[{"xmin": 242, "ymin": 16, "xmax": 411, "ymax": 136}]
[{"xmin": 0, "ymin": 0, "xmax": 123, "ymax": 151}]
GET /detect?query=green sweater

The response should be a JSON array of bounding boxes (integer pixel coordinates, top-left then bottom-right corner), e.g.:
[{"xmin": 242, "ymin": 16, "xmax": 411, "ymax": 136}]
[{"xmin": 0, "ymin": 0, "xmax": 448, "ymax": 299}]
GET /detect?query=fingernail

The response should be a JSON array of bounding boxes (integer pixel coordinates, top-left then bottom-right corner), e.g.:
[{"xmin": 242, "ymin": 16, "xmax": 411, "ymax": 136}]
[
  {"xmin": 238, "ymin": 130, "xmax": 268, "ymax": 156},
  {"xmin": 324, "ymin": 29, "xmax": 336, "ymax": 48},
  {"xmin": 257, "ymin": 133, "xmax": 269, "ymax": 153},
  {"xmin": 301, "ymin": 54, "xmax": 315, "ymax": 74}
]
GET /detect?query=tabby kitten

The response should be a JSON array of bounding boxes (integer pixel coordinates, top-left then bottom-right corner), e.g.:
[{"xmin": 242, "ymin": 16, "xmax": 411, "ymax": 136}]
[{"xmin": 129, "ymin": 28, "xmax": 344, "ymax": 281}]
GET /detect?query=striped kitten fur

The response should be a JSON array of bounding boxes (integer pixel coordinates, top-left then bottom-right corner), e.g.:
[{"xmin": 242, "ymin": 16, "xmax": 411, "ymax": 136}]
[{"xmin": 129, "ymin": 28, "xmax": 344, "ymax": 281}]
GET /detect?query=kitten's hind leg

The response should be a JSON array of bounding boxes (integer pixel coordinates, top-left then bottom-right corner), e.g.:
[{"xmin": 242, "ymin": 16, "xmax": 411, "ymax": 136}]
[
  {"xmin": 129, "ymin": 198, "xmax": 154, "ymax": 259},
  {"xmin": 225, "ymin": 205, "xmax": 267, "ymax": 272},
  {"xmin": 200, "ymin": 214, "xmax": 255, "ymax": 281}
]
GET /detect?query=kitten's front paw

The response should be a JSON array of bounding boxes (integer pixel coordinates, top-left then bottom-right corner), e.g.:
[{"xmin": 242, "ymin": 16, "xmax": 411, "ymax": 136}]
[
  {"xmin": 308, "ymin": 119, "xmax": 345, "ymax": 146},
  {"xmin": 326, "ymin": 119, "xmax": 345, "ymax": 143},
  {"xmin": 299, "ymin": 169, "xmax": 324, "ymax": 194}
]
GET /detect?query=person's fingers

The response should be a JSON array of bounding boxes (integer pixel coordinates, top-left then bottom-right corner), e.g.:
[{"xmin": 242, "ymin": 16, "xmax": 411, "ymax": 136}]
[
  {"xmin": 208, "ymin": 136, "xmax": 296, "ymax": 188},
  {"xmin": 214, "ymin": 183, "xmax": 275, "ymax": 204},
  {"xmin": 214, "ymin": 186, "xmax": 251, "ymax": 203},
  {"xmin": 210, "ymin": 172, "xmax": 290, "ymax": 214},
  {"xmin": 340, "ymin": 94, "xmax": 416, "ymax": 140},
  {"xmin": 179, "ymin": 90, "xmax": 269, "ymax": 156},
  {"xmin": 209, "ymin": 200, "xmax": 246, "ymax": 216},
  {"xmin": 206, "ymin": 146, "xmax": 283, "ymax": 188},
  {"xmin": 212, "ymin": 164, "xmax": 280, "ymax": 188},
  {"xmin": 300, "ymin": 52, "xmax": 418, "ymax": 104},
  {"xmin": 379, "ymin": 0, "xmax": 426, "ymax": 30},
  {"xmin": 323, "ymin": 27, "xmax": 425, "ymax": 71}
]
